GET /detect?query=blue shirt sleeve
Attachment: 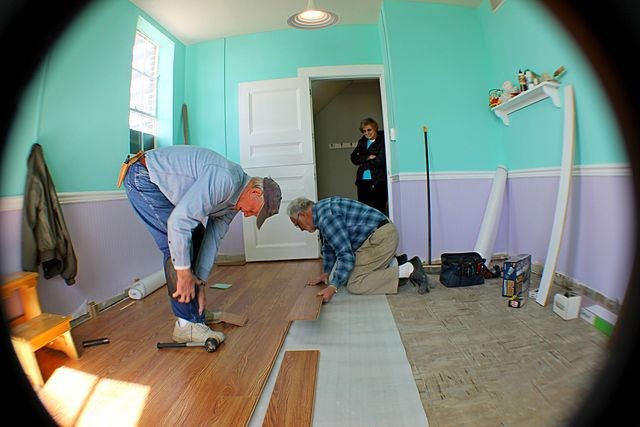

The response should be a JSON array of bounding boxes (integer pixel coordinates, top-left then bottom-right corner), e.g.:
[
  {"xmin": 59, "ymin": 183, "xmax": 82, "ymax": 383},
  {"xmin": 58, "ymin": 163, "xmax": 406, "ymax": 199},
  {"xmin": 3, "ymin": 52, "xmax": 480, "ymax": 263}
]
[
  {"xmin": 193, "ymin": 211, "xmax": 237, "ymax": 281},
  {"xmin": 167, "ymin": 167, "xmax": 238, "ymax": 271}
]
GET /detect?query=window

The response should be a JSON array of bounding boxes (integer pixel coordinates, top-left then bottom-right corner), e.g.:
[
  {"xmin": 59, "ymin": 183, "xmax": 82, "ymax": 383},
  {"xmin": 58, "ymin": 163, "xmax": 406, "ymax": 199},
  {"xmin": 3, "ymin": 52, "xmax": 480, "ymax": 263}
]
[{"xmin": 129, "ymin": 31, "xmax": 158, "ymax": 153}]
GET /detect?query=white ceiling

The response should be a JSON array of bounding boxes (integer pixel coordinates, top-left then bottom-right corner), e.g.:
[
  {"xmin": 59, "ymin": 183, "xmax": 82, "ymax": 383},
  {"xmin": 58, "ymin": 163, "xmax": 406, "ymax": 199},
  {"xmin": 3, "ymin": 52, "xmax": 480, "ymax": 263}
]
[{"xmin": 130, "ymin": 0, "xmax": 483, "ymax": 45}]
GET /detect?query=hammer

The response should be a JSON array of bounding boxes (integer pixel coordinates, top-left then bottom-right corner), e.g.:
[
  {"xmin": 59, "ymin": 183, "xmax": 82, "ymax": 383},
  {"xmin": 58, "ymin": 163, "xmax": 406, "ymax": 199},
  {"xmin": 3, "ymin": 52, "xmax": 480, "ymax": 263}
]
[{"xmin": 156, "ymin": 337, "xmax": 219, "ymax": 353}]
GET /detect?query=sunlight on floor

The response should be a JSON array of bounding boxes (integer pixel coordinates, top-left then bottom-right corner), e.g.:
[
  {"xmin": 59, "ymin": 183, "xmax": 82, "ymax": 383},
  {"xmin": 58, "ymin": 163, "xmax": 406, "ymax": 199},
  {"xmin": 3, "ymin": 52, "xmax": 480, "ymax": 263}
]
[{"xmin": 37, "ymin": 366, "xmax": 149, "ymax": 427}]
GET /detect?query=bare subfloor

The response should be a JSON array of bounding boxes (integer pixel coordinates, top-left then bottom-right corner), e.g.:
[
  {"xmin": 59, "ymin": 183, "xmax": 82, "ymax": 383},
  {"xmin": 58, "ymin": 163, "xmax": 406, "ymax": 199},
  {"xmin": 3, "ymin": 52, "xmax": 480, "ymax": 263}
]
[{"xmin": 387, "ymin": 272, "xmax": 609, "ymax": 427}]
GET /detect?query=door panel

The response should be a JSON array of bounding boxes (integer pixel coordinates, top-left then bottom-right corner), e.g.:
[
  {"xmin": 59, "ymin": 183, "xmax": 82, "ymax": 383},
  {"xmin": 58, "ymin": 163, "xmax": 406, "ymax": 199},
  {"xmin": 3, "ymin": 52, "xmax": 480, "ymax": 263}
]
[
  {"xmin": 242, "ymin": 164, "xmax": 319, "ymax": 261},
  {"xmin": 239, "ymin": 77, "xmax": 313, "ymax": 168},
  {"xmin": 239, "ymin": 77, "xmax": 319, "ymax": 261}
]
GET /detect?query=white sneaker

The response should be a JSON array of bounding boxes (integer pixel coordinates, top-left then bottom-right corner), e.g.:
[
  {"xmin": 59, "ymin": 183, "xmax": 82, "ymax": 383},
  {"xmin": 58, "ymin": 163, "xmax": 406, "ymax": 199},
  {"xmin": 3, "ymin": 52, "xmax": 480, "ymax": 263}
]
[{"xmin": 172, "ymin": 320, "xmax": 226, "ymax": 344}]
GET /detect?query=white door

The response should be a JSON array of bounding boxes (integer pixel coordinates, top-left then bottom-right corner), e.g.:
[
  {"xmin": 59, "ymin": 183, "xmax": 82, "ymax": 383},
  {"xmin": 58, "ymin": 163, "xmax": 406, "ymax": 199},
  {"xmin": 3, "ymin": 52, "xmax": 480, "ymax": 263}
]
[{"xmin": 239, "ymin": 77, "xmax": 320, "ymax": 261}]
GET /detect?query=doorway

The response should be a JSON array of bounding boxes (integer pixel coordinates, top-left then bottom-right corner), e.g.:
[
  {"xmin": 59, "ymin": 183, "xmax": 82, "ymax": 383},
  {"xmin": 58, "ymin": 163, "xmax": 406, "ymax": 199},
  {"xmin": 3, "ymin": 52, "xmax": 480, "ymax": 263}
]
[
  {"xmin": 311, "ymin": 79, "xmax": 388, "ymax": 212},
  {"xmin": 298, "ymin": 64, "xmax": 393, "ymax": 220}
]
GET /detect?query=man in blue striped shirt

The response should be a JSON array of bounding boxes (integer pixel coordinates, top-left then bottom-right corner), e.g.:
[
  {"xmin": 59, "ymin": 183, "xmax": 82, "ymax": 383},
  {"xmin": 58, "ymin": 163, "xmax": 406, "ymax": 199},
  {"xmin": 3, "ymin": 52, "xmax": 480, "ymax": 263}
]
[
  {"xmin": 287, "ymin": 196, "xmax": 429, "ymax": 303},
  {"xmin": 123, "ymin": 146, "xmax": 282, "ymax": 344}
]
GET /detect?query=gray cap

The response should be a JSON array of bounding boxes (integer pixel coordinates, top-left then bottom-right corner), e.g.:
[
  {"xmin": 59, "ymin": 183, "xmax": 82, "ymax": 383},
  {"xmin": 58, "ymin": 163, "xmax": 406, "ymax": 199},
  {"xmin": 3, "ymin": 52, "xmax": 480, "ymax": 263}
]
[{"xmin": 256, "ymin": 177, "xmax": 282, "ymax": 229}]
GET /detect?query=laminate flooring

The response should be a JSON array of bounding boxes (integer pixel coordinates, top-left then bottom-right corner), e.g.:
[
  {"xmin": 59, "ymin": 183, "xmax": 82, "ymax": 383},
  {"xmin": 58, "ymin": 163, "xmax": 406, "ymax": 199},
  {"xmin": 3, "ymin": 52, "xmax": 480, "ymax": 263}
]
[
  {"xmin": 36, "ymin": 260, "xmax": 325, "ymax": 426},
  {"xmin": 31, "ymin": 260, "xmax": 609, "ymax": 426}
]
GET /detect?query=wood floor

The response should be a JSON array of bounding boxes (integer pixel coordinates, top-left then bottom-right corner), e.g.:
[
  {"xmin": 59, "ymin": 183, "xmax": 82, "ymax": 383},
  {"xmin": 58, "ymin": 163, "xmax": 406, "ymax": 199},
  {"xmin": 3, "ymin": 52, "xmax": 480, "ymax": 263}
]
[
  {"xmin": 31, "ymin": 260, "xmax": 609, "ymax": 426},
  {"xmin": 36, "ymin": 260, "xmax": 325, "ymax": 427}
]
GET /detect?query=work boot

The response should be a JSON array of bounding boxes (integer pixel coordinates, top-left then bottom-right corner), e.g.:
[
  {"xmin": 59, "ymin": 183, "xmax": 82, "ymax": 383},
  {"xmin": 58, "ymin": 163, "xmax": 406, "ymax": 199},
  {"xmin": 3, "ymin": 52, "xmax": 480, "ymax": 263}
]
[
  {"xmin": 408, "ymin": 256, "xmax": 430, "ymax": 294},
  {"xmin": 172, "ymin": 320, "xmax": 226, "ymax": 344}
]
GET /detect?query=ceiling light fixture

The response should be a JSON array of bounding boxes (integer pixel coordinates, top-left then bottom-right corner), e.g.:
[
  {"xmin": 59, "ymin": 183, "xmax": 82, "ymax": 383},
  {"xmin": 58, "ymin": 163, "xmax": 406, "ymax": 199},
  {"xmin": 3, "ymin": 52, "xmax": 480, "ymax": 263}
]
[{"xmin": 287, "ymin": 0, "xmax": 338, "ymax": 30}]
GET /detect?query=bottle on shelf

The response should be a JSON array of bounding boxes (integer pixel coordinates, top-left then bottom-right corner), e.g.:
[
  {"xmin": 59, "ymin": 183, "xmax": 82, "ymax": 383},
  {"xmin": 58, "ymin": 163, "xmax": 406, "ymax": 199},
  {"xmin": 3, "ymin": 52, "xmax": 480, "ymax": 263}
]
[
  {"xmin": 525, "ymin": 69, "xmax": 535, "ymax": 88},
  {"xmin": 518, "ymin": 69, "xmax": 528, "ymax": 92}
]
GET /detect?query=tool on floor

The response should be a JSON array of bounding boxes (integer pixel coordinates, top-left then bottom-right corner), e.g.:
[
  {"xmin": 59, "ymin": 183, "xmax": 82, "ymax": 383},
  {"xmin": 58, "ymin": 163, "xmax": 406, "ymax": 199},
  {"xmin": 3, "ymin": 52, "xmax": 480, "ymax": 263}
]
[
  {"xmin": 156, "ymin": 337, "xmax": 219, "ymax": 353},
  {"xmin": 82, "ymin": 337, "xmax": 110, "ymax": 347}
]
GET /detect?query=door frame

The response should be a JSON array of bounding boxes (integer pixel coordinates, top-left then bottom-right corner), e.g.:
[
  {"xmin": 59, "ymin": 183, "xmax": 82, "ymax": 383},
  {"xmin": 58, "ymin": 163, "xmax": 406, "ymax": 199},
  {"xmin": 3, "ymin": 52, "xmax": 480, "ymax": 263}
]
[{"xmin": 298, "ymin": 65, "xmax": 394, "ymax": 220}]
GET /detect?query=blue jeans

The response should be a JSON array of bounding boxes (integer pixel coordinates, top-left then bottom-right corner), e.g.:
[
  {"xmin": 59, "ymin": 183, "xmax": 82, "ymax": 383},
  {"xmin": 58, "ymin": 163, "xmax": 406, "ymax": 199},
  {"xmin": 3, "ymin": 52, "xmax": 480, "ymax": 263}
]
[{"xmin": 124, "ymin": 162, "xmax": 204, "ymax": 322}]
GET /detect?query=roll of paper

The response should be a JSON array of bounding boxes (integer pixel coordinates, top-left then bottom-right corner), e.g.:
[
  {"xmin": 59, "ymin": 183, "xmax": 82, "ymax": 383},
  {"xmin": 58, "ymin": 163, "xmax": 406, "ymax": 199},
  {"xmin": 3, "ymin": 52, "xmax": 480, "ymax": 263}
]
[
  {"xmin": 128, "ymin": 269, "xmax": 166, "ymax": 300},
  {"xmin": 474, "ymin": 165, "xmax": 507, "ymax": 263}
]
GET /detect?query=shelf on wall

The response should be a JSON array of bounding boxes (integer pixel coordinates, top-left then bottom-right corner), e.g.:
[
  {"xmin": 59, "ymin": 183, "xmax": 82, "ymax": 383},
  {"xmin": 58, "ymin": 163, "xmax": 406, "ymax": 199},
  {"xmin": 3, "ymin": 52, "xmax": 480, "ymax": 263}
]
[{"xmin": 492, "ymin": 81, "xmax": 561, "ymax": 125}]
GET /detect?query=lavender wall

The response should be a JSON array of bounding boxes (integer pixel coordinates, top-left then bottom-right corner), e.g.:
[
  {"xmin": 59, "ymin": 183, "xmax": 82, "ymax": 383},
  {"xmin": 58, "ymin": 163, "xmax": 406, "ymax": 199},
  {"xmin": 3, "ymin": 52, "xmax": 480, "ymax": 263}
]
[
  {"xmin": 1, "ymin": 196, "xmax": 246, "ymax": 318},
  {"xmin": 1, "ymin": 167, "xmax": 632, "ymax": 317},
  {"xmin": 508, "ymin": 174, "xmax": 634, "ymax": 304},
  {"xmin": 392, "ymin": 176, "xmax": 508, "ymax": 262},
  {"xmin": 393, "ymin": 168, "xmax": 634, "ymax": 304}
]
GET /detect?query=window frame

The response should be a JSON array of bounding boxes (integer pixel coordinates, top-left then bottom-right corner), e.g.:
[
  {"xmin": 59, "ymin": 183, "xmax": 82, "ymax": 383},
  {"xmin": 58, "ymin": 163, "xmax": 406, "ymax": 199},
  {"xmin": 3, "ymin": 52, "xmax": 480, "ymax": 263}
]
[{"xmin": 129, "ymin": 30, "xmax": 159, "ymax": 147}]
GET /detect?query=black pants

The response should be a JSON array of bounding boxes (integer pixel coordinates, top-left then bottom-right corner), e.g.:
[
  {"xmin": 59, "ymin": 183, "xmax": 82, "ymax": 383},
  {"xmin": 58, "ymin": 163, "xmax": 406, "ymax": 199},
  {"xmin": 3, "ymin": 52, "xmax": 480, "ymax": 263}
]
[{"xmin": 357, "ymin": 180, "xmax": 388, "ymax": 216}]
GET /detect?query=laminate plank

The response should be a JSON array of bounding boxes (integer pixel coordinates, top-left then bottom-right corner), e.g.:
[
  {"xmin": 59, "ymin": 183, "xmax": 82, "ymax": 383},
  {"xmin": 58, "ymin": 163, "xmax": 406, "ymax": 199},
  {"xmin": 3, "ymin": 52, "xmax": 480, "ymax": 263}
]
[
  {"xmin": 288, "ymin": 285, "xmax": 324, "ymax": 320},
  {"xmin": 262, "ymin": 350, "xmax": 319, "ymax": 427},
  {"xmin": 36, "ymin": 259, "xmax": 323, "ymax": 427}
]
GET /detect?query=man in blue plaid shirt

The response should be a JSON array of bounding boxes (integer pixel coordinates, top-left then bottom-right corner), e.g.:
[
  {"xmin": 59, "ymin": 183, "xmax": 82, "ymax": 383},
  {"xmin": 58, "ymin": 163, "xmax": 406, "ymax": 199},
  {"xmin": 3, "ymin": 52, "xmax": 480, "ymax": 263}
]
[{"xmin": 287, "ymin": 196, "xmax": 429, "ymax": 303}]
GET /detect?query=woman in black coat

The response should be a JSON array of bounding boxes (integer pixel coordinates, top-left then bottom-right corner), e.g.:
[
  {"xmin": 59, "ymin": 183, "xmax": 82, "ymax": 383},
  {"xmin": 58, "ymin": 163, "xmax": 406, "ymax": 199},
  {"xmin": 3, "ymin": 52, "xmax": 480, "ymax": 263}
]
[{"xmin": 350, "ymin": 117, "xmax": 388, "ymax": 215}]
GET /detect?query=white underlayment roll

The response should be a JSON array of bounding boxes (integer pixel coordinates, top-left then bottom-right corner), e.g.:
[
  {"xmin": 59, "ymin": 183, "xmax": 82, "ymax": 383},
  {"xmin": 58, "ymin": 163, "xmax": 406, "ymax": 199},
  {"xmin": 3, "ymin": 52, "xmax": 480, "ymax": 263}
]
[
  {"xmin": 473, "ymin": 165, "xmax": 508, "ymax": 263},
  {"xmin": 128, "ymin": 269, "xmax": 166, "ymax": 300}
]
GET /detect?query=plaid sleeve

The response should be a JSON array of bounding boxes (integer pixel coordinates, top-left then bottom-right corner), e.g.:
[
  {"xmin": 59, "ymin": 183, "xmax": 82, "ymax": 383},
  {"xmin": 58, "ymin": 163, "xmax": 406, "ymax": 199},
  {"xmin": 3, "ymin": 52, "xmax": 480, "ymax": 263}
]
[{"xmin": 318, "ymin": 213, "xmax": 355, "ymax": 288}]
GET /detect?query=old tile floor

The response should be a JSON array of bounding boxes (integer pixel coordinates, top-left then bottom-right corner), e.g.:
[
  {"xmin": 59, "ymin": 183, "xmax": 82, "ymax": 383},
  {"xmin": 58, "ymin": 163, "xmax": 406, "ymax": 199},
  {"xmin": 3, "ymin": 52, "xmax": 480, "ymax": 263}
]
[{"xmin": 387, "ymin": 271, "xmax": 610, "ymax": 427}]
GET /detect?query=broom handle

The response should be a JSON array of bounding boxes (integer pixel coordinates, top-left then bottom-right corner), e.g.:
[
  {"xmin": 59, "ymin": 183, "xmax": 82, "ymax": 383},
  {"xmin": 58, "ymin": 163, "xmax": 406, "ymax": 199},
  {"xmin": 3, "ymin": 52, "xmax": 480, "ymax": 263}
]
[
  {"xmin": 182, "ymin": 104, "xmax": 189, "ymax": 145},
  {"xmin": 423, "ymin": 126, "xmax": 432, "ymax": 265}
]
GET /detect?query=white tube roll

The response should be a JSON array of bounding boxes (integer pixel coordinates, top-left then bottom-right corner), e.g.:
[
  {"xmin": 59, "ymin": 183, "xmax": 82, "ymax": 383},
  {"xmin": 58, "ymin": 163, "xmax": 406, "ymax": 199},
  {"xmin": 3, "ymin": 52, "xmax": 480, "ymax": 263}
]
[
  {"xmin": 473, "ymin": 165, "xmax": 508, "ymax": 263},
  {"xmin": 128, "ymin": 269, "xmax": 166, "ymax": 300}
]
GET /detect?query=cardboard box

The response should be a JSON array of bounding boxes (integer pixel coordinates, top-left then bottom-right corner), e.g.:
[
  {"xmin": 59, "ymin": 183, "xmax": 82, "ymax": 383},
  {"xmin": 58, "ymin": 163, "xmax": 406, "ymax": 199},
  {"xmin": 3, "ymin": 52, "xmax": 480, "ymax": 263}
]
[
  {"xmin": 502, "ymin": 254, "xmax": 531, "ymax": 298},
  {"xmin": 553, "ymin": 293, "xmax": 581, "ymax": 320},
  {"xmin": 580, "ymin": 304, "xmax": 617, "ymax": 336}
]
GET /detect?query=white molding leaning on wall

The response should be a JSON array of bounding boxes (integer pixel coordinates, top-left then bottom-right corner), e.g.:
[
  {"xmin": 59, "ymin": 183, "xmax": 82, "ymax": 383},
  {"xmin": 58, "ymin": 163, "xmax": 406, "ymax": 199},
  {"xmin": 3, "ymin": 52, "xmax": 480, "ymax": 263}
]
[
  {"xmin": 391, "ymin": 163, "xmax": 631, "ymax": 182},
  {"xmin": 0, "ymin": 190, "xmax": 127, "ymax": 212},
  {"xmin": 1, "ymin": 163, "xmax": 630, "ymax": 212}
]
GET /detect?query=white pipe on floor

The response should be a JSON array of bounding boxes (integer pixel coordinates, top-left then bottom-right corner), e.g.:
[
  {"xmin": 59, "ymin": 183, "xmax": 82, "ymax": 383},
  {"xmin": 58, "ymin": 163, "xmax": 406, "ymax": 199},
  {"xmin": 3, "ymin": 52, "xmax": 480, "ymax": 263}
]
[
  {"xmin": 128, "ymin": 269, "xmax": 166, "ymax": 300},
  {"xmin": 474, "ymin": 165, "xmax": 508, "ymax": 263}
]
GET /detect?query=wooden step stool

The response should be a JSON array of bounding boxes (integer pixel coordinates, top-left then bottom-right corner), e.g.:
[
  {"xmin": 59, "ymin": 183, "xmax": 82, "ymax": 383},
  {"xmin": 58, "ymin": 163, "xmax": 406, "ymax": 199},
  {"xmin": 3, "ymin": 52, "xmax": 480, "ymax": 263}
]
[{"xmin": 1, "ymin": 272, "xmax": 79, "ymax": 389}]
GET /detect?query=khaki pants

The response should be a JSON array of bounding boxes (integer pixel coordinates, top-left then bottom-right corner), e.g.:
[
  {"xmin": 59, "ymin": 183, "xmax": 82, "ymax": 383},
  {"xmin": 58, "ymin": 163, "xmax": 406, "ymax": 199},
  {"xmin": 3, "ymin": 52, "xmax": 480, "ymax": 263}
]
[{"xmin": 345, "ymin": 223, "xmax": 399, "ymax": 295}]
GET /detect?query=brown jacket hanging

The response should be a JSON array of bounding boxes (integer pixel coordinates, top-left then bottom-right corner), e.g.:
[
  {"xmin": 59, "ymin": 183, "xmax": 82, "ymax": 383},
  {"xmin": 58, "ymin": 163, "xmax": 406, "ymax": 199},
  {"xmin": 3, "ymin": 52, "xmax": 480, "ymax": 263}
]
[{"xmin": 21, "ymin": 143, "xmax": 78, "ymax": 285}]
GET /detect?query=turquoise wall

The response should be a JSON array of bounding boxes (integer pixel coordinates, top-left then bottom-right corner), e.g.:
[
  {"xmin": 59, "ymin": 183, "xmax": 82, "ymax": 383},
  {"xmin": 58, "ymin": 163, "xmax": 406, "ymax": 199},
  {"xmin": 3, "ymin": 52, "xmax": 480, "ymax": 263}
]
[
  {"xmin": 184, "ymin": 25, "xmax": 382, "ymax": 163},
  {"xmin": 1, "ymin": 0, "xmax": 627, "ymax": 196},
  {"xmin": 1, "ymin": 0, "xmax": 185, "ymax": 196},
  {"xmin": 479, "ymin": 0, "xmax": 626, "ymax": 169},
  {"xmin": 381, "ymin": 2, "xmax": 499, "ymax": 174},
  {"xmin": 184, "ymin": 40, "xmax": 227, "ymax": 154}
]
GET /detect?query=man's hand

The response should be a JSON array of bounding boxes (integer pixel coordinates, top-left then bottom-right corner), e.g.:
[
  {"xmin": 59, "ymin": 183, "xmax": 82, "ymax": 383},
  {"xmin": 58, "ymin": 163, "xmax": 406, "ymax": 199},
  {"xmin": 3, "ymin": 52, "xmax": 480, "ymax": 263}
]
[
  {"xmin": 307, "ymin": 272, "xmax": 330, "ymax": 286},
  {"xmin": 317, "ymin": 285, "xmax": 337, "ymax": 303},
  {"xmin": 172, "ymin": 269, "xmax": 196, "ymax": 303}
]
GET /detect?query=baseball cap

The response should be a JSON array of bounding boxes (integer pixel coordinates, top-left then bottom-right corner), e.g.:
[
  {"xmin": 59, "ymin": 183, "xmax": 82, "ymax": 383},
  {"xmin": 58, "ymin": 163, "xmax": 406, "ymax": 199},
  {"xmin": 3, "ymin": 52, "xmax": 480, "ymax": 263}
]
[{"xmin": 256, "ymin": 177, "xmax": 282, "ymax": 229}]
